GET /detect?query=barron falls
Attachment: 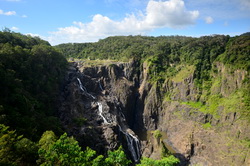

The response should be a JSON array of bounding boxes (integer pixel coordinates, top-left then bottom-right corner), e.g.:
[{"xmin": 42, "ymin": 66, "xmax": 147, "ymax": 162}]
[
  {"xmin": 57, "ymin": 58, "xmax": 250, "ymax": 166},
  {"xmin": 58, "ymin": 61, "xmax": 142, "ymax": 163},
  {"xmin": 0, "ymin": 31, "xmax": 249, "ymax": 166}
]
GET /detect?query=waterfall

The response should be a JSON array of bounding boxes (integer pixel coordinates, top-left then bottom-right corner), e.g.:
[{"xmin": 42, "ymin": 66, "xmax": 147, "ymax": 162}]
[
  {"xmin": 77, "ymin": 78, "xmax": 86, "ymax": 91},
  {"xmin": 77, "ymin": 78, "xmax": 96, "ymax": 99},
  {"xmin": 118, "ymin": 125, "xmax": 141, "ymax": 162},
  {"xmin": 77, "ymin": 77, "xmax": 140, "ymax": 162},
  {"xmin": 97, "ymin": 102, "xmax": 110, "ymax": 124}
]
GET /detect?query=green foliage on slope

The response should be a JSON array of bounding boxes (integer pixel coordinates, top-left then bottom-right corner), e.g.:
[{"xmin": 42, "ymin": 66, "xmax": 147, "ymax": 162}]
[
  {"xmin": 0, "ymin": 123, "xmax": 179, "ymax": 166},
  {"xmin": 218, "ymin": 35, "xmax": 250, "ymax": 70},
  {"xmin": 137, "ymin": 156, "xmax": 179, "ymax": 166},
  {"xmin": 0, "ymin": 30, "xmax": 68, "ymax": 140},
  {"xmin": 0, "ymin": 124, "xmax": 134, "ymax": 166},
  {"xmin": 55, "ymin": 35, "xmax": 233, "ymax": 85},
  {"xmin": 56, "ymin": 33, "xmax": 250, "ymax": 124},
  {"xmin": 0, "ymin": 30, "xmax": 181, "ymax": 166},
  {"xmin": 1, "ymin": 29, "xmax": 249, "ymax": 165}
]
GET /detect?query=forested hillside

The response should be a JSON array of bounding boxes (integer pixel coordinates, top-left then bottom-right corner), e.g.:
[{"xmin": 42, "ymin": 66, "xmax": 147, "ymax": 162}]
[
  {"xmin": 56, "ymin": 34, "xmax": 250, "ymax": 70},
  {"xmin": 0, "ymin": 30, "xmax": 181, "ymax": 165},
  {"xmin": 55, "ymin": 34, "xmax": 250, "ymax": 165},
  {"xmin": 56, "ymin": 34, "xmax": 250, "ymax": 95},
  {"xmin": 0, "ymin": 29, "xmax": 67, "ymax": 140},
  {"xmin": 0, "ymin": 29, "xmax": 249, "ymax": 165}
]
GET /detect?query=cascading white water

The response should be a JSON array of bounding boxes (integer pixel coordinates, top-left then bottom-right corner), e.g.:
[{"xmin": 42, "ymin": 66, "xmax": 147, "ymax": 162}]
[
  {"xmin": 77, "ymin": 78, "xmax": 110, "ymax": 124},
  {"xmin": 77, "ymin": 77, "xmax": 140, "ymax": 162},
  {"xmin": 97, "ymin": 102, "xmax": 110, "ymax": 124},
  {"xmin": 118, "ymin": 125, "xmax": 141, "ymax": 162},
  {"xmin": 77, "ymin": 78, "xmax": 86, "ymax": 91},
  {"xmin": 77, "ymin": 78, "xmax": 96, "ymax": 99}
]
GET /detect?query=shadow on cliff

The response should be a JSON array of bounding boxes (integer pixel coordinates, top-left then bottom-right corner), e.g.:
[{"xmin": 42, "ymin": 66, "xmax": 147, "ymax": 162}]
[{"xmin": 174, "ymin": 153, "xmax": 190, "ymax": 166}]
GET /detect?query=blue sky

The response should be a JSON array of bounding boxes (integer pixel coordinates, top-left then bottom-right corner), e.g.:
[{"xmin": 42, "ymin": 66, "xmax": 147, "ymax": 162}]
[{"xmin": 1, "ymin": 0, "xmax": 250, "ymax": 45}]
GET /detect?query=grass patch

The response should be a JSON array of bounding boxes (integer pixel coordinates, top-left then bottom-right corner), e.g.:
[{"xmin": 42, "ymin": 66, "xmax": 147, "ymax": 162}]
[
  {"xmin": 182, "ymin": 91, "xmax": 246, "ymax": 120},
  {"xmin": 68, "ymin": 58, "xmax": 121, "ymax": 67},
  {"xmin": 202, "ymin": 122, "xmax": 212, "ymax": 129},
  {"xmin": 161, "ymin": 141, "xmax": 172, "ymax": 158},
  {"xmin": 163, "ymin": 91, "xmax": 172, "ymax": 101},
  {"xmin": 154, "ymin": 130, "xmax": 162, "ymax": 139},
  {"xmin": 182, "ymin": 101, "xmax": 204, "ymax": 108},
  {"xmin": 81, "ymin": 59, "xmax": 120, "ymax": 67},
  {"xmin": 221, "ymin": 91, "xmax": 244, "ymax": 113},
  {"xmin": 181, "ymin": 95, "xmax": 221, "ymax": 119},
  {"xmin": 172, "ymin": 65, "xmax": 195, "ymax": 82},
  {"xmin": 211, "ymin": 77, "xmax": 222, "ymax": 94}
]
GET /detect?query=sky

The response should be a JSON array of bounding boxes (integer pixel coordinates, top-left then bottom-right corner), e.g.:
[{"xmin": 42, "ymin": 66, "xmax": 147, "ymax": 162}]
[{"xmin": 0, "ymin": 0, "xmax": 250, "ymax": 45}]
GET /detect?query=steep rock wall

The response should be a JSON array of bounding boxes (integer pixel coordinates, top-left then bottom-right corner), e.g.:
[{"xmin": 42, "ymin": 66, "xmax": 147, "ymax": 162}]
[
  {"xmin": 58, "ymin": 61, "xmax": 141, "ymax": 162},
  {"xmin": 58, "ymin": 60, "xmax": 250, "ymax": 165},
  {"xmin": 138, "ymin": 62, "xmax": 250, "ymax": 166}
]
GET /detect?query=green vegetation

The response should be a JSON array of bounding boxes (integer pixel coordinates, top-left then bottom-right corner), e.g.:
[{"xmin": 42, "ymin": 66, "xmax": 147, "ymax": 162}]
[
  {"xmin": 172, "ymin": 65, "xmax": 195, "ymax": 82},
  {"xmin": 0, "ymin": 29, "xmax": 68, "ymax": 140},
  {"xmin": 161, "ymin": 142, "xmax": 172, "ymax": 159},
  {"xmin": 153, "ymin": 130, "xmax": 162, "ymax": 139},
  {"xmin": 182, "ymin": 96, "xmax": 221, "ymax": 119},
  {"xmin": 1, "ymin": 29, "xmax": 249, "ymax": 165},
  {"xmin": 138, "ymin": 155, "xmax": 179, "ymax": 166},
  {"xmin": 105, "ymin": 146, "xmax": 132, "ymax": 166},
  {"xmin": 56, "ymin": 34, "xmax": 240, "ymax": 88},
  {"xmin": 202, "ymin": 122, "xmax": 212, "ymax": 129},
  {"xmin": 1, "ymin": 123, "xmax": 179, "ymax": 166},
  {"xmin": 0, "ymin": 124, "xmax": 132, "ymax": 166},
  {"xmin": 218, "ymin": 35, "xmax": 250, "ymax": 71},
  {"xmin": 0, "ymin": 124, "xmax": 37, "ymax": 165},
  {"xmin": 73, "ymin": 117, "xmax": 88, "ymax": 126},
  {"xmin": 182, "ymin": 88, "xmax": 248, "ymax": 121}
]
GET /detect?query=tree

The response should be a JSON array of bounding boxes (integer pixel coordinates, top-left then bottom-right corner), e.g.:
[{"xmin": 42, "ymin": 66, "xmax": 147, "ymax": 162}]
[
  {"xmin": 38, "ymin": 132, "xmax": 99, "ymax": 166},
  {"xmin": 137, "ymin": 155, "xmax": 179, "ymax": 166},
  {"xmin": 0, "ymin": 124, "xmax": 37, "ymax": 166},
  {"xmin": 104, "ymin": 146, "xmax": 131, "ymax": 166},
  {"xmin": 0, "ymin": 124, "xmax": 18, "ymax": 165}
]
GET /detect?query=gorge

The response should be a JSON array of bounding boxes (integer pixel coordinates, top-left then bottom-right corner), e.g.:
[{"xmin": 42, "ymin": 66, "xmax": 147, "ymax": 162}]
[
  {"xmin": 0, "ymin": 31, "xmax": 249, "ymax": 165},
  {"xmin": 58, "ymin": 58, "xmax": 250, "ymax": 165}
]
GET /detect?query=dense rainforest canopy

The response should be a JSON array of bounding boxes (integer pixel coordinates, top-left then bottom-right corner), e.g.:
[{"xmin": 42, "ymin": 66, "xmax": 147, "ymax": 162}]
[
  {"xmin": 56, "ymin": 34, "xmax": 250, "ymax": 92},
  {"xmin": 56, "ymin": 34, "xmax": 250, "ymax": 71},
  {"xmin": 0, "ymin": 29, "xmax": 68, "ymax": 140},
  {"xmin": 0, "ymin": 29, "xmax": 249, "ymax": 165}
]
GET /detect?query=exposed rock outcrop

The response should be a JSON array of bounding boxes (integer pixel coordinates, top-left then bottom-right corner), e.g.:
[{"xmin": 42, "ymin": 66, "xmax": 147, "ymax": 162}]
[
  {"xmin": 58, "ymin": 61, "xmax": 141, "ymax": 162},
  {"xmin": 58, "ymin": 60, "xmax": 250, "ymax": 166},
  {"xmin": 137, "ymin": 62, "xmax": 250, "ymax": 166}
]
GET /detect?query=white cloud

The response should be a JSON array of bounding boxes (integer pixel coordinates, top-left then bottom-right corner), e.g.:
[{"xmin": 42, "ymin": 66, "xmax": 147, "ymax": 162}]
[
  {"xmin": 49, "ymin": 0, "xmax": 199, "ymax": 45},
  {"xmin": 11, "ymin": 26, "xmax": 19, "ymax": 31},
  {"xmin": 26, "ymin": 33, "xmax": 47, "ymax": 41},
  {"xmin": 239, "ymin": 0, "xmax": 250, "ymax": 10},
  {"xmin": 26, "ymin": 33, "xmax": 40, "ymax": 37},
  {"xmin": 0, "ymin": 9, "xmax": 16, "ymax": 16},
  {"xmin": 144, "ymin": 0, "xmax": 199, "ymax": 28},
  {"xmin": 205, "ymin": 16, "xmax": 214, "ymax": 24},
  {"xmin": 21, "ymin": 14, "xmax": 27, "ymax": 18}
]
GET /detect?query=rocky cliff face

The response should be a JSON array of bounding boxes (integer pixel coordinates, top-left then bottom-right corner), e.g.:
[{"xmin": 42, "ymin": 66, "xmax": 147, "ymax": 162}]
[
  {"xmin": 58, "ymin": 61, "xmax": 141, "ymax": 162},
  {"xmin": 58, "ymin": 60, "xmax": 250, "ymax": 165},
  {"xmin": 137, "ymin": 62, "xmax": 250, "ymax": 166}
]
